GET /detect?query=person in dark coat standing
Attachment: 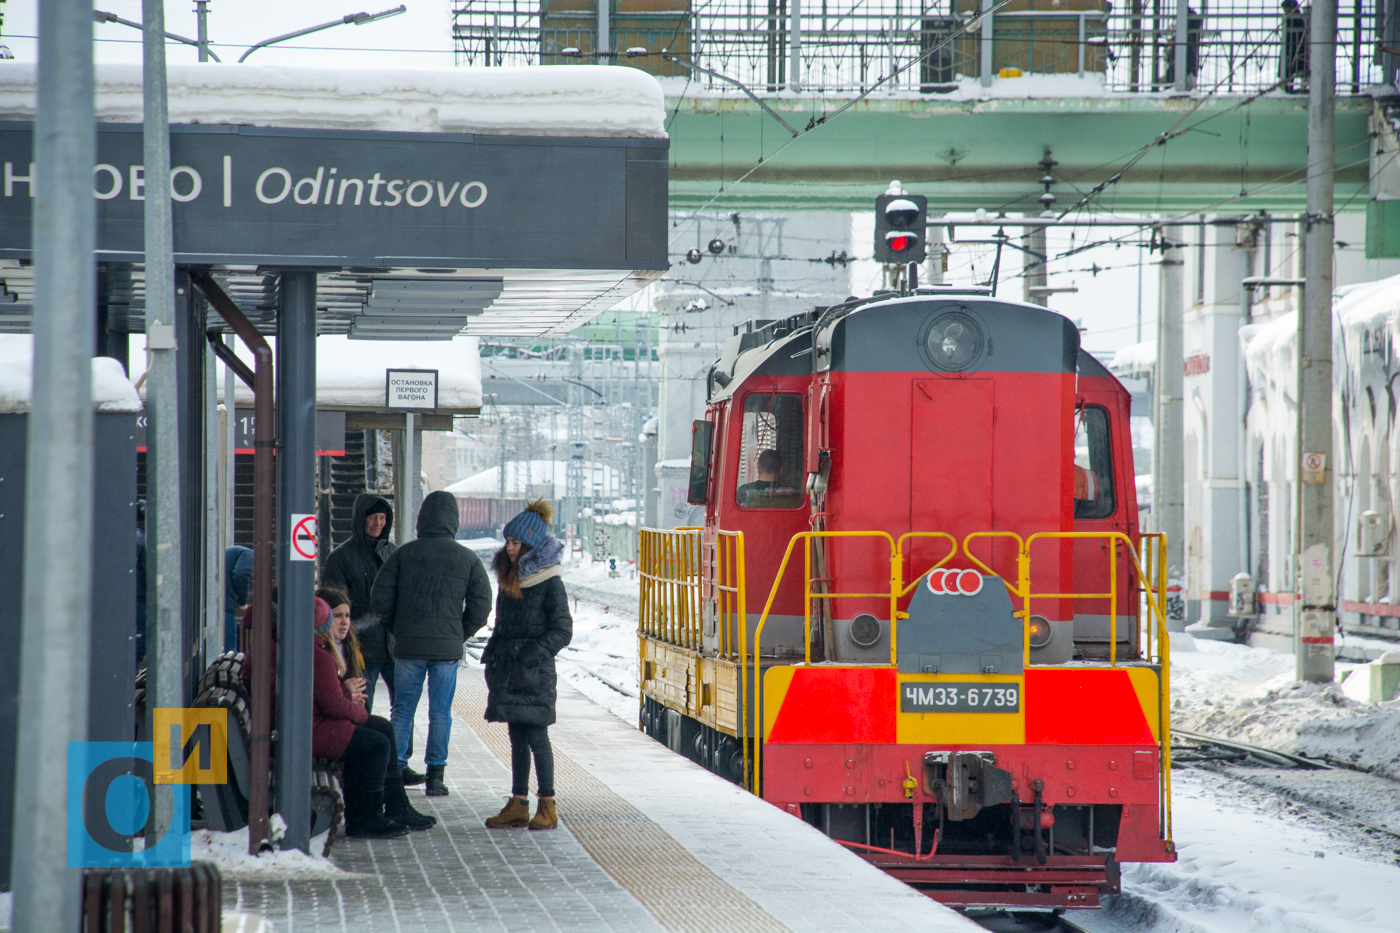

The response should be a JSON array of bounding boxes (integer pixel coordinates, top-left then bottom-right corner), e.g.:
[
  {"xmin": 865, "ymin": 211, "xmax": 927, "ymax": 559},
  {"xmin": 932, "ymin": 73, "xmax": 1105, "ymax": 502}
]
[
  {"xmin": 312, "ymin": 596, "xmax": 436, "ymax": 837},
  {"xmin": 371, "ymin": 490, "xmax": 492, "ymax": 796},
  {"xmin": 321, "ymin": 495, "xmax": 399, "ymax": 714},
  {"xmin": 224, "ymin": 545, "xmax": 254, "ymax": 654},
  {"xmin": 483, "ymin": 500, "xmax": 572, "ymax": 832}
]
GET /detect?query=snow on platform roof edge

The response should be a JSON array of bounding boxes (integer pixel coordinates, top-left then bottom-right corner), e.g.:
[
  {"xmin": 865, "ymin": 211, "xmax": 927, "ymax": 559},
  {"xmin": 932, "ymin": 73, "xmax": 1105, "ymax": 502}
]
[{"xmin": 0, "ymin": 63, "xmax": 668, "ymax": 140}]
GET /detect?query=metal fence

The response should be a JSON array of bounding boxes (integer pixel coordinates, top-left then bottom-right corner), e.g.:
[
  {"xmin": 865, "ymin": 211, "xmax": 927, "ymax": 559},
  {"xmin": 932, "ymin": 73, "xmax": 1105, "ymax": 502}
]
[{"xmin": 452, "ymin": 0, "xmax": 1390, "ymax": 95}]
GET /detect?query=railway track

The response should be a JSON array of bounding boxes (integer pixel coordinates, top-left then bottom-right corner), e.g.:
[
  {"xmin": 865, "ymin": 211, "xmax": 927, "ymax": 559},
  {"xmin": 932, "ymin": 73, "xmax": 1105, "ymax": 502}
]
[
  {"xmin": 968, "ymin": 911, "xmax": 1096, "ymax": 933},
  {"xmin": 1172, "ymin": 728, "xmax": 1400, "ymax": 843}
]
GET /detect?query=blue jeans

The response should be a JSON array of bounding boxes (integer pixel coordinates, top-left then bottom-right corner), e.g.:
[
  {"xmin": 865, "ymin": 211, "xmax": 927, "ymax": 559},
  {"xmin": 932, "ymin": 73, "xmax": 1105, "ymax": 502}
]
[
  {"xmin": 391, "ymin": 659, "xmax": 458, "ymax": 768},
  {"xmin": 361, "ymin": 659, "xmax": 397, "ymax": 716}
]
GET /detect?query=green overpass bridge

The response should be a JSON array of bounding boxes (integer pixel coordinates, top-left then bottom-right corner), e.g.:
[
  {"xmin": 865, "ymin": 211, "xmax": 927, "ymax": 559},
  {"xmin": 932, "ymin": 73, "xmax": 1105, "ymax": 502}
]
[{"xmin": 663, "ymin": 93, "xmax": 1377, "ymax": 214}]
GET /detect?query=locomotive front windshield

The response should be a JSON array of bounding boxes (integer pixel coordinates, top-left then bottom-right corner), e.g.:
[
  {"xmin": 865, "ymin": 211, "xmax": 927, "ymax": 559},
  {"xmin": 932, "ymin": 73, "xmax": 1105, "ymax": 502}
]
[{"xmin": 735, "ymin": 393, "xmax": 805, "ymax": 509}]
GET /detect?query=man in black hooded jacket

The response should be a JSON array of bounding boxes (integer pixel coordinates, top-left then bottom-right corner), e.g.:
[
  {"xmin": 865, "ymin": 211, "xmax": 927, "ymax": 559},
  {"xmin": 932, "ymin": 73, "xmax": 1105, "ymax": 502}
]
[
  {"xmin": 321, "ymin": 494, "xmax": 398, "ymax": 713},
  {"xmin": 372, "ymin": 490, "xmax": 492, "ymax": 796}
]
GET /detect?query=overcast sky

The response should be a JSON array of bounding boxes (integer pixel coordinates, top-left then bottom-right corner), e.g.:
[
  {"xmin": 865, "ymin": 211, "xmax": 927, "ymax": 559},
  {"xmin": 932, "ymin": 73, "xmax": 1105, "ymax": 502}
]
[
  {"xmin": 1, "ymin": 0, "xmax": 456, "ymax": 69},
  {"xmin": 0, "ymin": 1, "xmax": 1165, "ymax": 358}
]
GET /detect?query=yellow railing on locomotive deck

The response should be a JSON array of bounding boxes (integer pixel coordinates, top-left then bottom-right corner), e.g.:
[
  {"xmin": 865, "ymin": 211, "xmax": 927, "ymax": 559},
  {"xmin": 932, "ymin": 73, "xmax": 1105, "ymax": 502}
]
[
  {"xmin": 744, "ymin": 528, "xmax": 1173, "ymax": 841},
  {"xmin": 637, "ymin": 526, "xmax": 1174, "ymax": 845}
]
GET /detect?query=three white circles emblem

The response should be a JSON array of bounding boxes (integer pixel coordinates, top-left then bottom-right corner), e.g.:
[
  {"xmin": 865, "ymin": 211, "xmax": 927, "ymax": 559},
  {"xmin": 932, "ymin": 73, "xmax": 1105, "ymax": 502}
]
[{"xmin": 926, "ymin": 567, "xmax": 985, "ymax": 597}]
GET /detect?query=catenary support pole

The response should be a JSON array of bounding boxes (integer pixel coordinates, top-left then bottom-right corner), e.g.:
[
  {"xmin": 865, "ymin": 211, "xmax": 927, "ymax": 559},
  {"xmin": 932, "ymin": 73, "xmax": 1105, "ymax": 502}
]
[
  {"xmin": 788, "ymin": 0, "xmax": 801, "ymax": 91},
  {"xmin": 1238, "ymin": 241, "xmax": 1253, "ymax": 578},
  {"xmin": 10, "ymin": 2, "xmax": 94, "ymax": 928},
  {"xmin": 1173, "ymin": 0, "xmax": 1188, "ymax": 91},
  {"xmin": 1156, "ymin": 224, "xmax": 1187, "ymax": 631},
  {"xmin": 196, "ymin": 0, "xmax": 211, "ymax": 62},
  {"xmin": 980, "ymin": 0, "xmax": 994, "ymax": 87},
  {"xmin": 1298, "ymin": 0, "xmax": 1337, "ymax": 683},
  {"xmin": 142, "ymin": 0, "xmax": 183, "ymax": 847},
  {"xmin": 1023, "ymin": 220, "xmax": 1047, "ymax": 307},
  {"xmin": 597, "ymin": 0, "xmax": 610, "ymax": 62},
  {"xmin": 276, "ymin": 270, "xmax": 317, "ymax": 853}
]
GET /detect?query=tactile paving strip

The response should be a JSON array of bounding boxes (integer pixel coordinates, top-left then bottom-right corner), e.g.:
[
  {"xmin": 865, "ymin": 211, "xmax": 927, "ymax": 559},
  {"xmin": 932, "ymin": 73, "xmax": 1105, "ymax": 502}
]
[{"xmin": 454, "ymin": 675, "xmax": 791, "ymax": 933}]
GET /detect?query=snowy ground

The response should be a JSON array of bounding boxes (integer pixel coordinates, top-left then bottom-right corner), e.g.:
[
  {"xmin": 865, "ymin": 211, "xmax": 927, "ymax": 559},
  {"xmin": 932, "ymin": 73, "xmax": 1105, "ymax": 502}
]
[{"xmin": 469, "ymin": 548, "xmax": 1400, "ymax": 931}]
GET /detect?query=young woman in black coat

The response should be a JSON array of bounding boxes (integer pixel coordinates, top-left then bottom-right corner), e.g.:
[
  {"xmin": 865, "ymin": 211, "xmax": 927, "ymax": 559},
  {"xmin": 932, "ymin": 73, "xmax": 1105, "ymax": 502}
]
[{"xmin": 482, "ymin": 500, "xmax": 573, "ymax": 831}]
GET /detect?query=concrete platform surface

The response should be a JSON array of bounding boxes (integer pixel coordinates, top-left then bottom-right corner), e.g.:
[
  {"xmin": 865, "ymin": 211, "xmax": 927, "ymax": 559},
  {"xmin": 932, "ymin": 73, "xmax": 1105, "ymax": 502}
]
[{"xmin": 228, "ymin": 665, "xmax": 982, "ymax": 933}]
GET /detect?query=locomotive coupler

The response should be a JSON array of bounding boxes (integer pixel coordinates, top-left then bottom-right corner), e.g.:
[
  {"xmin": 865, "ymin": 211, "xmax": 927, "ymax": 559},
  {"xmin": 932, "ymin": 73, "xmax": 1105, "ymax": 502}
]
[{"xmin": 923, "ymin": 751, "xmax": 1015, "ymax": 821}]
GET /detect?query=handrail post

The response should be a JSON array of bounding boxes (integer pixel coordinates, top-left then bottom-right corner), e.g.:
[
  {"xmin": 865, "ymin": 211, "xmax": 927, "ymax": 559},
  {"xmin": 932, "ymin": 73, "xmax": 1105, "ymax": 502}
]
[
  {"xmin": 803, "ymin": 536, "xmax": 813, "ymax": 665},
  {"xmin": 1110, "ymin": 538, "xmax": 1118, "ymax": 666}
]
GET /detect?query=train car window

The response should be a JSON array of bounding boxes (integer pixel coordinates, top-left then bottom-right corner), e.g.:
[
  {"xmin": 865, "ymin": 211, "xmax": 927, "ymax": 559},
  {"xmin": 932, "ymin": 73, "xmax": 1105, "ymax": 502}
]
[
  {"xmin": 1073, "ymin": 405, "xmax": 1116, "ymax": 519},
  {"xmin": 735, "ymin": 393, "xmax": 805, "ymax": 509}
]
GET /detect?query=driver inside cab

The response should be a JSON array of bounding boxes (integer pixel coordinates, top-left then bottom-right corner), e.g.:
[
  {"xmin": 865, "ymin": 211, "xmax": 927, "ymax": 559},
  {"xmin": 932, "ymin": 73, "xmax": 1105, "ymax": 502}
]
[{"xmin": 737, "ymin": 449, "xmax": 792, "ymax": 507}]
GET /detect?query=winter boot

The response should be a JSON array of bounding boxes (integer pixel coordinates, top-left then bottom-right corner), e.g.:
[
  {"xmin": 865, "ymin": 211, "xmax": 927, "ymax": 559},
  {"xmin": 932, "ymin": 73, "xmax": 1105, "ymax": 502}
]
[
  {"xmin": 345, "ymin": 791, "xmax": 410, "ymax": 839},
  {"xmin": 400, "ymin": 765, "xmax": 427, "ymax": 786},
  {"xmin": 484, "ymin": 796, "xmax": 530, "ymax": 828},
  {"xmin": 385, "ymin": 770, "xmax": 437, "ymax": 831},
  {"xmin": 424, "ymin": 764, "xmax": 448, "ymax": 797},
  {"xmin": 528, "ymin": 797, "xmax": 558, "ymax": 831}
]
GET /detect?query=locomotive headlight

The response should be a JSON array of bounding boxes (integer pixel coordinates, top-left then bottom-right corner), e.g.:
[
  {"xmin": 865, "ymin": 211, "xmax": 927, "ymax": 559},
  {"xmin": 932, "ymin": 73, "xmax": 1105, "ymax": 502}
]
[
  {"xmin": 1028, "ymin": 614, "xmax": 1053, "ymax": 648},
  {"xmin": 923, "ymin": 311, "xmax": 985, "ymax": 372}
]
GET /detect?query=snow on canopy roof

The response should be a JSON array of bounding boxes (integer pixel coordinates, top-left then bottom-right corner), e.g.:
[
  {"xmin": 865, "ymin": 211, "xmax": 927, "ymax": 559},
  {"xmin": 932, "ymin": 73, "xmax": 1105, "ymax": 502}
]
[
  {"xmin": 445, "ymin": 459, "xmax": 622, "ymax": 496},
  {"xmin": 133, "ymin": 333, "xmax": 483, "ymax": 409},
  {"xmin": 0, "ymin": 63, "xmax": 667, "ymax": 139},
  {"xmin": 0, "ymin": 337, "xmax": 142, "ymax": 413},
  {"xmin": 1109, "ymin": 340, "xmax": 1156, "ymax": 377}
]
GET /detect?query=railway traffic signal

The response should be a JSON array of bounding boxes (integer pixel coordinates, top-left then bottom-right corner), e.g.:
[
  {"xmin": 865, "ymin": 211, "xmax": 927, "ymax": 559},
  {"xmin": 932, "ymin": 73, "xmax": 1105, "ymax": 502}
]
[{"xmin": 874, "ymin": 192, "xmax": 927, "ymax": 263}]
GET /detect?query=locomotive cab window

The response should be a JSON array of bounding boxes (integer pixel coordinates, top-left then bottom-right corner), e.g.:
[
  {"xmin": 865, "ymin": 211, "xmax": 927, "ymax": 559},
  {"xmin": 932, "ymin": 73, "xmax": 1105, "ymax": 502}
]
[
  {"xmin": 735, "ymin": 393, "xmax": 805, "ymax": 509},
  {"xmin": 1073, "ymin": 405, "xmax": 1116, "ymax": 519}
]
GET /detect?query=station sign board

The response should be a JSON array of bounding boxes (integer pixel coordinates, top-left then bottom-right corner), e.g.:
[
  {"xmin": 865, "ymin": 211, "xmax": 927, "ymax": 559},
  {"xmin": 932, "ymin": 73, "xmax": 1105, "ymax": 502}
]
[
  {"xmin": 0, "ymin": 123, "xmax": 668, "ymax": 269},
  {"xmin": 386, "ymin": 369, "xmax": 439, "ymax": 411}
]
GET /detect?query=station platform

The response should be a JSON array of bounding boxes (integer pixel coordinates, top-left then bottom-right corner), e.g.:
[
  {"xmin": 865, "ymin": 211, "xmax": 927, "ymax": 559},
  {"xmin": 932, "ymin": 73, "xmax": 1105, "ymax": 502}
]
[{"xmin": 226, "ymin": 666, "xmax": 982, "ymax": 933}]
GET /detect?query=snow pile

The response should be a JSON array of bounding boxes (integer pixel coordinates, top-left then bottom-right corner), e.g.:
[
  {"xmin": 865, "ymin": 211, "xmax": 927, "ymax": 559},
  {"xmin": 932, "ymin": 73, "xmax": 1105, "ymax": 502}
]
[
  {"xmin": 446, "ymin": 459, "xmax": 623, "ymax": 496},
  {"xmin": 1171, "ymin": 639, "xmax": 1400, "ymax": 780},
  {"xmin": 189, "ymin": 826, "xmax": 347, "ymax": 879},
  {"xmin": 1103, "ymin": 768, "xmax": 1400, "ymax": 933},
  {"xmin": 934, "ymin": 72, "xmax": 1111, "ymax": 101},
  {"xmin": 1109, "ymin": 339, "xmax": 1155, "ymax": 378},
  {"xmin": 0, "ymin": 346, "xmax": 142, "ymax": 413},
  {"xmin": 0, "ymin": 63, "xmax": 667, "ymax": 139},
  {"xmin": 174, "ymin": 334, "xmax": 482, "ymax": 410}
]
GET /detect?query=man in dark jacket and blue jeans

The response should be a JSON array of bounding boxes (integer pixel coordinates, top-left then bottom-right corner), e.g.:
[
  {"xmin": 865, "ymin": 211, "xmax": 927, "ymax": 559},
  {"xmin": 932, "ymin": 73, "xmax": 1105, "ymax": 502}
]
[
  {"xmin": 321, "ymin": 495, "xmax": 398, "ymax": 713},
  {"xmin": 372, "ymin": 490, "xmax": 492, "ymax": 796}
]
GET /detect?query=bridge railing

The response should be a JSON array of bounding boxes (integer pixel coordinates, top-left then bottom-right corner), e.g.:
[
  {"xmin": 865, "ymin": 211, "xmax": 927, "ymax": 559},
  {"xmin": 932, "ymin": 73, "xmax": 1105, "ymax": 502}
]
[{"xmin": 452, "ymin": 0, "xmax": 1383, "ymax": 96}]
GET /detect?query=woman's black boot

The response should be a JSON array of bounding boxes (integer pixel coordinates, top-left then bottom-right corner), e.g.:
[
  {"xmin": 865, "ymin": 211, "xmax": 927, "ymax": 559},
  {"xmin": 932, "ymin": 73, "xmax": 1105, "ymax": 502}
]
[
  {"xmin": 346, "ymin": 791, "xmax": 410, "ymax": 839},
  {"xmin": 385, "ymin": 771, "xmax": 437, "ymax": 830}
]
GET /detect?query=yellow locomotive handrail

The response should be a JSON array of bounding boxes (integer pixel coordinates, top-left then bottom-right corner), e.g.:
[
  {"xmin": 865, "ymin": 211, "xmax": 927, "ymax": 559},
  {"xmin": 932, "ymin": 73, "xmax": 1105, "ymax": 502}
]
[{"xmin": 738, "ymin": 527, "xmax": 1171, "ymax": 840}]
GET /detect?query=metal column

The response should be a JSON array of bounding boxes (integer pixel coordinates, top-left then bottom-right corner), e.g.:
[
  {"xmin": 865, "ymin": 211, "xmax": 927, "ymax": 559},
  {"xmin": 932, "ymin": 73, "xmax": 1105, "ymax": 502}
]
[
  {"xmin": 141, "ymin": 0, "xmax": 183, "ymax": 848},
  {"xmin": 1173, "ymin": 0, "xmax": 1189, "ymax": 91},
  {"xmin": 10, "ymin": 1, "xmax": 94, "ymax": 927},
  {"xmin": 1156, "ymin": 225, "xmax": 1187, "ymax": 631},
  {"xmin": 980, "ymin": 0, "xmax": 994, "ymax": 87},
  {"xmin": 1298, "ymin": 0, "xmax": 1337, "ymax": 683},
  {"xmin": 275, "ymin": 271, "xmax": 317, "ymax": 853},
  {"xmin": 1023, "ymin": 221, "xmax": 1047, "ymax": 307},
  {"xmin": 788, "ymin": 0, "xmax": 801, "ymax": 91}
]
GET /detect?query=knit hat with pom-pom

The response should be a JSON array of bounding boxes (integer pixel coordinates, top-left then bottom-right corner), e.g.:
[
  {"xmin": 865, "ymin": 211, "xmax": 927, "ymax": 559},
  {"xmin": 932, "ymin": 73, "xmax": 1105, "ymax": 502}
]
[{"xmin": 502, "ymin": 499, "xmax": 555, "ymax": 548}]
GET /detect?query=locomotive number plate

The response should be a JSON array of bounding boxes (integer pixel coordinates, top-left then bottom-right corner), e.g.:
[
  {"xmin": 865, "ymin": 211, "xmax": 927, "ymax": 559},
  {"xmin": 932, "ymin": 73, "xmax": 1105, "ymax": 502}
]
[{"xmin": 901, "ymin": 683, "xmax": 1020, "ymax": 713}]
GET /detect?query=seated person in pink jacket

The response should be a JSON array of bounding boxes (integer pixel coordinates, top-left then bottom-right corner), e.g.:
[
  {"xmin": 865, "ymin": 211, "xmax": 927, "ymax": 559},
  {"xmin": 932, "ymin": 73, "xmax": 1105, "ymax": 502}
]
[{"xmin": 313, "ymin": 596, "xmax": 436, "ymax": 837}]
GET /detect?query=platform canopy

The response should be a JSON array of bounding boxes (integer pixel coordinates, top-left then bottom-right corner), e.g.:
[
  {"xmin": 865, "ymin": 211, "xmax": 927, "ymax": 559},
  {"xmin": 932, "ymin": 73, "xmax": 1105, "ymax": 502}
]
[{"xmin": 0, "ymin": 63, "xmax": 670, "ymax": 338}]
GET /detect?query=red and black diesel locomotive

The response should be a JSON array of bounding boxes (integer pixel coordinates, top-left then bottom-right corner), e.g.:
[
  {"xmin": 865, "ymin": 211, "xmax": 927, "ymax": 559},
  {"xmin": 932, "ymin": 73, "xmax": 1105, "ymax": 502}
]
[{"xmin": 637, "ymin": 288, "xmax": 1174, "ymax": 910}]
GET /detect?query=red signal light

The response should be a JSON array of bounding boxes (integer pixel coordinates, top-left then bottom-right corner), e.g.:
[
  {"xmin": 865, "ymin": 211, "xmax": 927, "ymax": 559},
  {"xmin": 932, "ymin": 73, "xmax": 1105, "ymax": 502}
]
[{"xmin": 886, "ymin": 232, "xmax": 916, "ymax": 252}]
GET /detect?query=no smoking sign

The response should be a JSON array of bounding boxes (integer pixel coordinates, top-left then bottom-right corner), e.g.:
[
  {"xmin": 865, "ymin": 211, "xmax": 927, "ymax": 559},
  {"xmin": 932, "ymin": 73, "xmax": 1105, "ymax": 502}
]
[{"xmin": 290, "ymin": 513, "xmax": 317, "ymax": 561}]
